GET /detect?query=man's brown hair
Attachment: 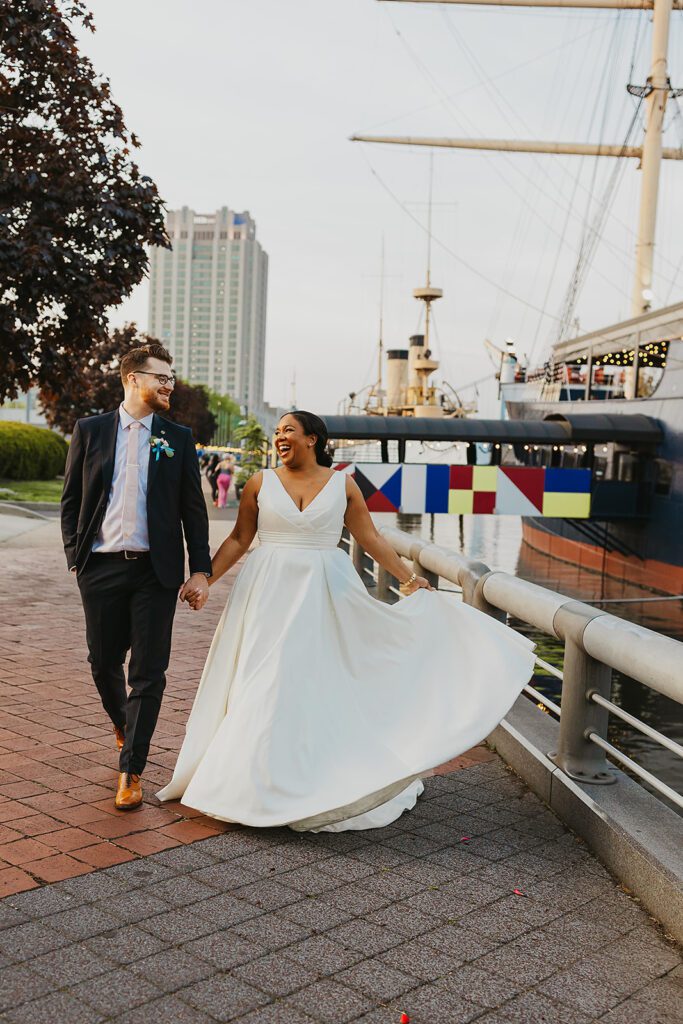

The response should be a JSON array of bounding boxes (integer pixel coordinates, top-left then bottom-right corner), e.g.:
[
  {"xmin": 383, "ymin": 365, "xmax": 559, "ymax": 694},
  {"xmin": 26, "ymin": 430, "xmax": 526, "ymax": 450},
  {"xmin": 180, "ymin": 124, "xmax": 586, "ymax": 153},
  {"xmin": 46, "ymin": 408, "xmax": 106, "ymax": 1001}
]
[{"xmin": 120, "ymin": 343, "xmax": 173, "ymax": 384}]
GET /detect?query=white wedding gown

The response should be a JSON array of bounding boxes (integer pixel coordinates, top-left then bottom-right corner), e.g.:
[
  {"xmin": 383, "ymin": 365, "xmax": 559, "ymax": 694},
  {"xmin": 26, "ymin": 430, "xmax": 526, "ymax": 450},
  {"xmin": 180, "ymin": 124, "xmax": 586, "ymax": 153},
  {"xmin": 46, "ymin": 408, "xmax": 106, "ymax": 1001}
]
[{"xmin": 157, "ymin": 468, "xmax": 535, "ymax": 831}]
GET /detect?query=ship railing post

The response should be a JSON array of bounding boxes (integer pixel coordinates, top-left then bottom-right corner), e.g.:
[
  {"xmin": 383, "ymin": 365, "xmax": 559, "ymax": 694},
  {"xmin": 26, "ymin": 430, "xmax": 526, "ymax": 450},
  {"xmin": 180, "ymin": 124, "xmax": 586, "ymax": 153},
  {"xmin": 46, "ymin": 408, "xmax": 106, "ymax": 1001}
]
[{"xmin": 550, "ymin": 602, "xmax": 616, "ymax": 784}]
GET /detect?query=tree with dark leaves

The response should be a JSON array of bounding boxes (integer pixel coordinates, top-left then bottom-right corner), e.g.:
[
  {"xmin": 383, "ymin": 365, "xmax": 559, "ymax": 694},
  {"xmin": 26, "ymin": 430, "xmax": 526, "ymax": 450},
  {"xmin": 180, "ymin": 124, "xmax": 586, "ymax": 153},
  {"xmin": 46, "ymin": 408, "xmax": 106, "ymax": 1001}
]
[
  {"xmin": 0, "ymin": 0, "xmax": 169, "ymax": 401},
  {"xmin": 40, "ymin": 324, "xmax": 218, "ymax": 444}
]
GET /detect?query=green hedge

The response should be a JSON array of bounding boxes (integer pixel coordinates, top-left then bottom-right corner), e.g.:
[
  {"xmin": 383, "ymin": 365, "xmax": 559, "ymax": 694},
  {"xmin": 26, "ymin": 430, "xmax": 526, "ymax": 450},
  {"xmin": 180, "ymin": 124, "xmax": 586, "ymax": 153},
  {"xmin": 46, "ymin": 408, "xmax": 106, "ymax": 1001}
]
[{"xmin": 0, "ymin": 423, "xmax": 68, "ymax": 481}]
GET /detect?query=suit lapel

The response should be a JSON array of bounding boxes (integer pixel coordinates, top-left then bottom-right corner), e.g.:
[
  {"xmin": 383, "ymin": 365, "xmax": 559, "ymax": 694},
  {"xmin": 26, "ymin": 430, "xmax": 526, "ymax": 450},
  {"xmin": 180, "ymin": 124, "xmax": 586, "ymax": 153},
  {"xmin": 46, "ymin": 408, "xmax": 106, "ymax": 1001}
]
[{"xmin": 100, "ymin": 410, "xmax": 119, "ymax": 498}]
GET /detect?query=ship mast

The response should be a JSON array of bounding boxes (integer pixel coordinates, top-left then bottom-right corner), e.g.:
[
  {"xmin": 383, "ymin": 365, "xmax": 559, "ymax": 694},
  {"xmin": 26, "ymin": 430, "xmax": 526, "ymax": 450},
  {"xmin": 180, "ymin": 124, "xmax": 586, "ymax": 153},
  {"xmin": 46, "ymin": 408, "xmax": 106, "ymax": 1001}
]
[
  {"xmin": 633, "ymin": 0, "xmax": 674, "ymax": 316},
  {"xmin": 412, "ymin": 153, "xmax": 443, "ymax": 408},
  {"xmin": 355, "ymin": 0, "xmax": 681, "ymax": 343},
  {"xmin": 378, "ymin": 234, "xmax": 385, "ymax": 399}
]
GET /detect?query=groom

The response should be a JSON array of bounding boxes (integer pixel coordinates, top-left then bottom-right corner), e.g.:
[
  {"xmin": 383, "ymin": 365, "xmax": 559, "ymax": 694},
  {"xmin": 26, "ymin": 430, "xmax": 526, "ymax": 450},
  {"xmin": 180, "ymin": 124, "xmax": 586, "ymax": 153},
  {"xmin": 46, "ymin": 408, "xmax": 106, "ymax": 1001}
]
[{"xmin": 61, "ymin": 343, "xmax": 212, "ymax": 810}]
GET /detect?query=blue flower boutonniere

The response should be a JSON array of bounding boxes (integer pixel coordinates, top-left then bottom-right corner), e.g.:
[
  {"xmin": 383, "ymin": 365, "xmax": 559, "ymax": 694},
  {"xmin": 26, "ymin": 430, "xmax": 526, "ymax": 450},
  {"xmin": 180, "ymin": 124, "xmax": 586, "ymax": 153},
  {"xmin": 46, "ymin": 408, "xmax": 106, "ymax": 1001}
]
[{"xmin": 150, "ymin": 436, "xmax": 175, "ymax": 461}]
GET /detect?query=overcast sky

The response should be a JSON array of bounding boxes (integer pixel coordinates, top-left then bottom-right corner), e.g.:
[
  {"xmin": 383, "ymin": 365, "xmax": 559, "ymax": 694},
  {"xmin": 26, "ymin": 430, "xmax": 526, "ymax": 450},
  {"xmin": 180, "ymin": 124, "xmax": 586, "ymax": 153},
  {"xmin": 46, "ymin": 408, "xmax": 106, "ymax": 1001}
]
[{"xmin": 78, "ymin": 0, "xmax": 683, "ymax": 415}]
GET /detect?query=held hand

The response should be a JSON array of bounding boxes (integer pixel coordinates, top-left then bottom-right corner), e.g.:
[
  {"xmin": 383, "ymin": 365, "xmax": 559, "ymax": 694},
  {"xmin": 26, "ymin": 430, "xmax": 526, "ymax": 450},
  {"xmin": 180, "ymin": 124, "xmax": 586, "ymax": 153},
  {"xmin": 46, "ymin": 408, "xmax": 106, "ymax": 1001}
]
[{"xmin": 179, "ymin": 574, "xmax": 209, "ymax": 611}]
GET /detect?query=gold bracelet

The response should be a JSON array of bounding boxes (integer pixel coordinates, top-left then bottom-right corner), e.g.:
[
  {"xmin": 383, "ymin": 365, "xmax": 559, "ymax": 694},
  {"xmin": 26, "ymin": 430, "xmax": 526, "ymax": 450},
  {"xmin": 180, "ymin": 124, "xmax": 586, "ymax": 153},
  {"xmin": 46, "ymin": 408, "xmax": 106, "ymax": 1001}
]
[{"xmin": 399, "ymin": 571, "xmax": 418, "ymax": 590}]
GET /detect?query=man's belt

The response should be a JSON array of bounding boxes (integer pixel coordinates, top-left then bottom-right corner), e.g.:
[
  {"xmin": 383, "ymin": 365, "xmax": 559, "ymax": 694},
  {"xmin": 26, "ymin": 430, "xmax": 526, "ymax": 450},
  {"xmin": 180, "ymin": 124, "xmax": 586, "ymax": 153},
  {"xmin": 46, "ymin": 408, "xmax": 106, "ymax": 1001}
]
[{"xmin": 91, "ymin": 550, "xmax": 150, "ymax": 561}]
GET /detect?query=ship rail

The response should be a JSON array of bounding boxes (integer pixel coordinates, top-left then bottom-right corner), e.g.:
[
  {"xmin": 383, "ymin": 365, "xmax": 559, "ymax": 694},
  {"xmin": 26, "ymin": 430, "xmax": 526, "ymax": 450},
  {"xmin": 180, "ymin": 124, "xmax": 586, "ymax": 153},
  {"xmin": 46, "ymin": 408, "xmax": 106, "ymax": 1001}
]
[{"xmin": 339, "ymin": 526, "xmax": 683, "ymax": 811}]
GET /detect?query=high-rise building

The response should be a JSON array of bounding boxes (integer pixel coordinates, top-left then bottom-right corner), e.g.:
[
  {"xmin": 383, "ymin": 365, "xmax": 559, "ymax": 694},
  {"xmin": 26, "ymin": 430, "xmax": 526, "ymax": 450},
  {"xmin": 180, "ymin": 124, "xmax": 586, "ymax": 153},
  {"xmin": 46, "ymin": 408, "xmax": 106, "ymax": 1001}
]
[{"xmin": 148, "ymin": 207, "xmax": 268, "ymax": 410}]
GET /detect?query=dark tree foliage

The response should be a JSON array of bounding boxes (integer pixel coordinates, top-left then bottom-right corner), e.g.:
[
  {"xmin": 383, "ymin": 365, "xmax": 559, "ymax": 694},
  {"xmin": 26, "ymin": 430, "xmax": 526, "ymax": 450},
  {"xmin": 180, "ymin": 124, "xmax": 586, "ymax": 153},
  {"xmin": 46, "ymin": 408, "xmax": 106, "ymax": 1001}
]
[
  {"xmin": 0, "ymin": 0, "xmax": 170, "ymax": 401},
  {"xmin": 167, "ymin": 380, "xmax": 217, "ymax": 447},
  {"xmin": 40, "ymin": 323, "xmax": 218, "ymax": 443}
]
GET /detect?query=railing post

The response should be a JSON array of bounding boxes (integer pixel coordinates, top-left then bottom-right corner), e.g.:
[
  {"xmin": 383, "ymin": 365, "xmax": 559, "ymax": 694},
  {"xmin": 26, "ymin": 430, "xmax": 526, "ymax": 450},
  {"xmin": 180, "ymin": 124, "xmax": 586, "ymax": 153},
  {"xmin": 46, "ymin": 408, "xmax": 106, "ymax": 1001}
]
[
  {"xmin": 467, "ymin": 567, "xmax": 506, "ymax": 624},
  {"xmin": 414, "ymin": 558, "xmax": 438, "ymax": 590},
  {"xmin": 377, "ymin": 565, "xmax": 398, "ymax": 604},
  {"xmin": 352, "ymin": 539, "xmax": 375, "ymax": 590},
  {"xmin": 551, "ymin": 603, "xmax": 616, "ymax": 784}
]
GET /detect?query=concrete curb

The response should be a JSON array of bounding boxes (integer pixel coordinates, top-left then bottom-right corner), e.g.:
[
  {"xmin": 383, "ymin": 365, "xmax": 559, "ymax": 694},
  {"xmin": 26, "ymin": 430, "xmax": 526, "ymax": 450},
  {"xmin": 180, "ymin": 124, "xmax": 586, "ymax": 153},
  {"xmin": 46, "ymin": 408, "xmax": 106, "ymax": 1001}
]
[
  {"xmin": 489, "ymin": 695, "xmax": 683, "ymax": 942},
  {"xmin": 0, "ymin": 500, "xmax": 59, "ymax": 517}
]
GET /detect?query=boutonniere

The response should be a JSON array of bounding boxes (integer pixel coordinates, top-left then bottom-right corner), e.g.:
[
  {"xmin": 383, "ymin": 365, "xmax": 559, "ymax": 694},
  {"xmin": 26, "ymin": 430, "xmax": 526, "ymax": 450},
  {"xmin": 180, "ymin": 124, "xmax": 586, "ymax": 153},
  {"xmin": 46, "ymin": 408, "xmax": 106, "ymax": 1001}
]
[{"xmin": 150, "ymin": 436, "xmax": 175, "ymax": 461}]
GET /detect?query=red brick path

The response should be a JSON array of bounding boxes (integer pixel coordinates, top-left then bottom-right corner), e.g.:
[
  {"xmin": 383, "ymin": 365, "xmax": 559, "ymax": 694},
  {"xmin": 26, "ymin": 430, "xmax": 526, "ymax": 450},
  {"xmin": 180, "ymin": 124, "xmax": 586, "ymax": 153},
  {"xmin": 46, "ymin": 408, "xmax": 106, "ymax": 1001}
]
[{"xmin": 0, "ymin": 544, "xmax": 493, "ymax": 898}]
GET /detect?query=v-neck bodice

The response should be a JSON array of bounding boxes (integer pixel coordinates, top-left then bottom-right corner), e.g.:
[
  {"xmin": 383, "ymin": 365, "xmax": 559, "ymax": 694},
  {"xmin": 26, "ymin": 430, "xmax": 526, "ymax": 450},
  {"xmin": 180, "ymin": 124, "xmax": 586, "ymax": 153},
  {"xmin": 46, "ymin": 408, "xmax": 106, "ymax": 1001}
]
[{"xmin": 257, "ymin": 468, "xmax": 347, "ymax": 549}]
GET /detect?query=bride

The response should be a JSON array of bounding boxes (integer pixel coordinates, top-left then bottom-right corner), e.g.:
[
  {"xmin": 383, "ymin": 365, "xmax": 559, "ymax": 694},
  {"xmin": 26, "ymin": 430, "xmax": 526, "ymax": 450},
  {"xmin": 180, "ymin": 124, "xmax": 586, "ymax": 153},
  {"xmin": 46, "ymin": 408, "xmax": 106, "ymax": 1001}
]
[{"xmin": 157, "ymin": 411, "xmax": 535, "ymax": 832}]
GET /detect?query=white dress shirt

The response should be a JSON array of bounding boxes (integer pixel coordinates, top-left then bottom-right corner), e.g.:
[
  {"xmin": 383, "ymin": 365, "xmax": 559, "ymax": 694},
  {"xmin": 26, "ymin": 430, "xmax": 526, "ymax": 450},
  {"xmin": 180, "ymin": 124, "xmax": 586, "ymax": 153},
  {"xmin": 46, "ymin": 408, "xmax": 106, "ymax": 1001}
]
[{"xmin": 92, "ymin": 405, "xmax": 153, "ymax": 553}]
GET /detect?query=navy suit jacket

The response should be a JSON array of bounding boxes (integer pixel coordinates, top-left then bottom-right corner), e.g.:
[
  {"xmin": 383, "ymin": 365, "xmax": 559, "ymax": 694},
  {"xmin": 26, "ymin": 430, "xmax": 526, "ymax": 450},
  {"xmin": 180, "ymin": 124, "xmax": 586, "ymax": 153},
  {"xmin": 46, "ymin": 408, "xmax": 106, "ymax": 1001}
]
[{"xmin": 61, "ymin": 411, "xmax": 212, "ymax": 588}]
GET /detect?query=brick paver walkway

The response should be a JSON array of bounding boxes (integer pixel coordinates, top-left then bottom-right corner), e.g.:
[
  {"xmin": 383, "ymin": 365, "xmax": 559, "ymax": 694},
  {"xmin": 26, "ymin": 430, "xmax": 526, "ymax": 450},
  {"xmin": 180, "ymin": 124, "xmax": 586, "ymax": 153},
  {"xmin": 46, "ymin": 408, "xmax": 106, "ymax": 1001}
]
[
  {"xmin": 0, "ymin": 517, "xmax": 681, "ymax": 1022},
  {"xmin": 0, "ymin": 536, "xmax": 241, "ymax": 896},
  {"xmin": 0, "ymin": 525, "xmax": 495, "ymax": 897}
]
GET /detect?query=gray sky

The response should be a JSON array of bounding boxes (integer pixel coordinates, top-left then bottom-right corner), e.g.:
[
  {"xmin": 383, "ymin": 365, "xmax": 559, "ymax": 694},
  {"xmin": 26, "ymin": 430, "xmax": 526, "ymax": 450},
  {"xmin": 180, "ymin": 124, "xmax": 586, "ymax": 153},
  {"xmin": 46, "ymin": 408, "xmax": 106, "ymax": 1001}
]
[{"xmin": 79, "ymin": 1, "xmax": 683, "ymax": 415}]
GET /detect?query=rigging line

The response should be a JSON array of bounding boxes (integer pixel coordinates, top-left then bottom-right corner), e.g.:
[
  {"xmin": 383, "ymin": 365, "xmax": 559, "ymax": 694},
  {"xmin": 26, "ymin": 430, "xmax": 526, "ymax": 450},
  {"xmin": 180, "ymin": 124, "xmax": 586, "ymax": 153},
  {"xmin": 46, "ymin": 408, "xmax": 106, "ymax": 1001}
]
[
  {"xmin": 524, "ymin": 19, "xmax": 603, "ymax": 354},
  {"xmin": 672, "ymin": 96, "xmax": 683, "ymax": 150},
  {"xmin": 627, "ymin": 10, "xmax": 644, "ymax": 82},
  {"xmin": 663, "ymin": 109, "xmax": 683, "ymax": 304},
  {"xmin": 358, "ymin": 24, "xmax": 607, "ymax": 136},
  {"xmin": 527, "ymin": 146, "xmax": 587, "ymax": 365},
  {"xmin": 438, "ymin": 10, "xmax": 681, "ymax": 281},
  {"xmin": 450, "ymin": 371, "xmax": 498, "ymax": 393},
  {"xmin": 578, "ymin": 14, "xmax": 625, "ymax": 238},
  {"xmin": 357, "ymin": 147, "xmax": 563, "ymax": 323},
  {"xmin": 553, "ymin": 13, "xmax": 627, "ymax": 348},
  {"xmin": 663, "ymin": 252, "xmax": 683, "ymax": 305},
  {"xmin": 489, "ymin": 18, "xmax": 599, "ymax": 341},
  {"xmin": 388, "ymin": 16, "xmax": 640, "ymax": 295},
  {"xmin": 385, "ymin": 18, "xmax": 635, "ymax": 302},
  {"xmin": 440, "ymin": 9, "xmax": 652, "ymax": 285},
  {"xmin": 555, "ymin": 99, "xmax": 643, "ymax": 342}
]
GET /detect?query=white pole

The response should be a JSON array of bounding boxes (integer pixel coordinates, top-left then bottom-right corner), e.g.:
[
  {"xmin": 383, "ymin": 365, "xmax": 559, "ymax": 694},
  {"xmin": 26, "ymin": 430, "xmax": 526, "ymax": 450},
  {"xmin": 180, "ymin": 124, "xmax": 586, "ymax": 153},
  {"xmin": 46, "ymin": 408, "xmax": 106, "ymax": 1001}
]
[
  {"xmin": 378, "ymin": 0, "xmax": 683, "ymax": 9},
  {"xmin": 350, "ymin": 134, "xmax": 683, "ymax": 160},
  {"xmin": 632, "ymin": 0, "xmax": 673, "ymax": 319}
]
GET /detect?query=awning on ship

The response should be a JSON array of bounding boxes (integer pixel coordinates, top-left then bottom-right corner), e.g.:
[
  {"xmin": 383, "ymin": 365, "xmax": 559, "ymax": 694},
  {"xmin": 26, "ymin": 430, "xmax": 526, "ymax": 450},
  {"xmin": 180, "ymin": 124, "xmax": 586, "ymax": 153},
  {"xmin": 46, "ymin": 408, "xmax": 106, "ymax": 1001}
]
[{"xmin": 320, "ymin": 414, "xmax": 663, "ymax": 445}]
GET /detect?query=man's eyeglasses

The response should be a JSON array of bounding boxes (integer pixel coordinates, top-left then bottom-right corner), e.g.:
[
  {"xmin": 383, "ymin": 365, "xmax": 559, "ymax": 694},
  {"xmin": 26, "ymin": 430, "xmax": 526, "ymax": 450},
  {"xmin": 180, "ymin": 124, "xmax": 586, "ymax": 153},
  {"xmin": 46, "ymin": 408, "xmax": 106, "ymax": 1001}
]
[{"xmin": 134, "ymin": 370, "xmax": 177, "ymax": 387}]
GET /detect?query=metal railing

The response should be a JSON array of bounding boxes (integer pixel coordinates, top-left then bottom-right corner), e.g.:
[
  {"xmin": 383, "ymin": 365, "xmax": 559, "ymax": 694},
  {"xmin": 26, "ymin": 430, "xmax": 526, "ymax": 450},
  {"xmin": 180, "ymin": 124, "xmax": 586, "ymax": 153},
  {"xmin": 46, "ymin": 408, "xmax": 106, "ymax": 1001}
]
[{"xmin": 340, "ymin": 526, "xmax": 683, "ymax": 811}]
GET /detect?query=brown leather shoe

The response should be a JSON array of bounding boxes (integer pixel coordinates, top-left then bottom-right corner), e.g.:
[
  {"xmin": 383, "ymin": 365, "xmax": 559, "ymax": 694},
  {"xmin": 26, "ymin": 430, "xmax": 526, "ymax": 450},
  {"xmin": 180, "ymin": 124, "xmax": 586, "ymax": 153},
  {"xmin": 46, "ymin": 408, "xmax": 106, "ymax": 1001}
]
[
  {"xmin": 114, "ymin": 725, "xmax": 125, "ymax": 752},
  {"xmin": 115, "ymin": 772, "xmax": 142, "ymax": 810}
]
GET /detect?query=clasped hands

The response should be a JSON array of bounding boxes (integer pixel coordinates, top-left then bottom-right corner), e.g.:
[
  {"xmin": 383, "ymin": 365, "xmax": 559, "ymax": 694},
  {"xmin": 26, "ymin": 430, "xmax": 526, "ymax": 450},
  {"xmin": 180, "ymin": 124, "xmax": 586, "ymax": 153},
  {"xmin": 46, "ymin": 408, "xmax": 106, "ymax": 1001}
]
[{"xmin": 179, "ymin": 573, "xmax": 210, "ymax": 611}]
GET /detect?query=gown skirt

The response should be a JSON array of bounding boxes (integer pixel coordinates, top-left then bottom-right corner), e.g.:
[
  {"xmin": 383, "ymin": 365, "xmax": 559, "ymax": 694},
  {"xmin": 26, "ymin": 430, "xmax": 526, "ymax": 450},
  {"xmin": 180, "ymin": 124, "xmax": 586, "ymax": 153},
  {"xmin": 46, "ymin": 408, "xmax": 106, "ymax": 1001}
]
[{"xmin": 157, "ymin": 468, "xmax": 536, "ymax": 831}]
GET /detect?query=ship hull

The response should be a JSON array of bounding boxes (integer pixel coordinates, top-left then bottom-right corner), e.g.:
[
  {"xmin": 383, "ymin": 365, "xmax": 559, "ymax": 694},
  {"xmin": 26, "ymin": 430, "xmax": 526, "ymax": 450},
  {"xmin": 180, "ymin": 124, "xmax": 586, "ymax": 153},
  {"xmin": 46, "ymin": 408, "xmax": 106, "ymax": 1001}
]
[{"xmin": 522, "ymin": 517, "xmax": 683, "ymax": 595}]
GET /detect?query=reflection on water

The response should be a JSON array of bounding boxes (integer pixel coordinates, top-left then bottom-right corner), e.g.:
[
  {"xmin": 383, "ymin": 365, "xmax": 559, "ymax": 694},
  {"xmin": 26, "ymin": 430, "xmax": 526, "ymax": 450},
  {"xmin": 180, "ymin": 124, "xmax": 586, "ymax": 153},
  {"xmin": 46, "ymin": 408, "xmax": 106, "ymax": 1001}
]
[{"xmin": 375, "ymin": 512, "xmax": 683, "ymax": 808}]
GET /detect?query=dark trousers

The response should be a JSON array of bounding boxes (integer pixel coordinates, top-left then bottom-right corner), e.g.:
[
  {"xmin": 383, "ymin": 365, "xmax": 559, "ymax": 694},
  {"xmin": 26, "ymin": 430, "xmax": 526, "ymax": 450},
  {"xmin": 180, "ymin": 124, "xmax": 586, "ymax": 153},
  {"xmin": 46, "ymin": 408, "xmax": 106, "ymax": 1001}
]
[{"xmin": 77, "ymin": 553, "xmax": 178, "ymax": 775}]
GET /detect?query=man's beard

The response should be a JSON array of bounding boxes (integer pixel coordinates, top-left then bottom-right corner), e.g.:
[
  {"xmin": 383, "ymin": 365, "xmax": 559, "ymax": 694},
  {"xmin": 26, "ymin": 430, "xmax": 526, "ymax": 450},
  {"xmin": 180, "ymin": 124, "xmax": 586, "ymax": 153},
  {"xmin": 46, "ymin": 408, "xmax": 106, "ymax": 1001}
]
[{"xmin": 141, "ymin": 387, "xmax": 171, "ymax": 412}]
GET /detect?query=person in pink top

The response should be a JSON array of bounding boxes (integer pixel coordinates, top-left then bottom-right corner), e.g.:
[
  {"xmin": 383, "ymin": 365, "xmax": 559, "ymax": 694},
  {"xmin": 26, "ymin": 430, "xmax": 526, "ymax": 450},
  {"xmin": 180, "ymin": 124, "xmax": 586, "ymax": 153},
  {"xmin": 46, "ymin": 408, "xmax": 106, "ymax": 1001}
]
[{"xmin": 216, "ymin": 455, "xmax": 233, "ymax": 508}]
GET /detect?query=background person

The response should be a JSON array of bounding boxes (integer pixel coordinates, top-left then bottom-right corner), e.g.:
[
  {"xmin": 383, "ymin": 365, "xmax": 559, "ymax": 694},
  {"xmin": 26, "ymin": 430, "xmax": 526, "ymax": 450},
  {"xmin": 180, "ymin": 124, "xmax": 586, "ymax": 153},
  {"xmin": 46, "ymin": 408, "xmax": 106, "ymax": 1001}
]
[{"xmin": 216, "ymin": 455, "xmax": 233, "ymax": 508}]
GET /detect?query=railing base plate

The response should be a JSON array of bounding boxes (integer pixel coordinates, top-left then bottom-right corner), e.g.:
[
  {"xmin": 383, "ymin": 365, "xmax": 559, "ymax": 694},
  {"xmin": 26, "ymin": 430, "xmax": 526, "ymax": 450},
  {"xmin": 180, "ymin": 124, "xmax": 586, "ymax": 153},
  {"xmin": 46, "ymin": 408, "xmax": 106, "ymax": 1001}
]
[{"xmin": 548, "ymin": 751, "xmax": 617, "ymax": 784}]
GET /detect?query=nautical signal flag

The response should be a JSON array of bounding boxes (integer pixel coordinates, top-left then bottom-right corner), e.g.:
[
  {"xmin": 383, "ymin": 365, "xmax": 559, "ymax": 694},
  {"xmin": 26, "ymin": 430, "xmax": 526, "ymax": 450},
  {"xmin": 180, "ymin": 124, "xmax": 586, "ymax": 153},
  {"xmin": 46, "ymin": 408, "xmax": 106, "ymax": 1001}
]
[{"xmin": 334, "ymin": 464, "xmax": 591, "ymax": 517}]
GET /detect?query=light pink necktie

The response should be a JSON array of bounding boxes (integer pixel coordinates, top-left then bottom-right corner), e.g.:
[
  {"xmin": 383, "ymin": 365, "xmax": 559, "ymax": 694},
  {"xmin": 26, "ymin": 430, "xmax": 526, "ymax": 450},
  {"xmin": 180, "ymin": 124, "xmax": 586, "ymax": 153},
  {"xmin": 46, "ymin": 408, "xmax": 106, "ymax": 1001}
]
[{"xmin": 121, "ymin": 422, "xmax": 142, "ymax": 545}]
